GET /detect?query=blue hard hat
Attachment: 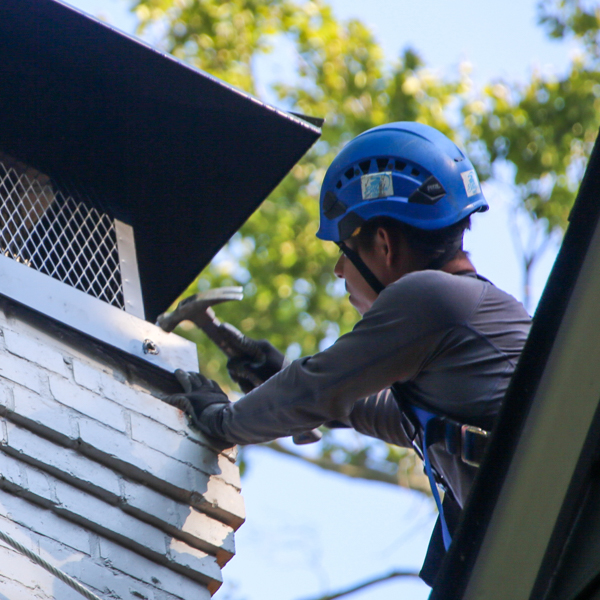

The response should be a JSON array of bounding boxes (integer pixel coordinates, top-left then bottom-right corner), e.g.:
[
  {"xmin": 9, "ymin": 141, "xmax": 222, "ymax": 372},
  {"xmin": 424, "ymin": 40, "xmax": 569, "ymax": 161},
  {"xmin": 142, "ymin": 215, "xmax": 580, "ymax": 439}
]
[{"xmin": 317, "ymin": 122, "xmax": 488, "ymax": 241}]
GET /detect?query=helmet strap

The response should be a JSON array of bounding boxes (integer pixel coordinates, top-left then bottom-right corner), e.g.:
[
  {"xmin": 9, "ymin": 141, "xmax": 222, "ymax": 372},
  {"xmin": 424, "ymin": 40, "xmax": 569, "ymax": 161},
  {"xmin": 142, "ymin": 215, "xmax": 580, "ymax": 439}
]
[{"xmin": 337, "ymin": 241, "xmax": 386, "ymax": 295}]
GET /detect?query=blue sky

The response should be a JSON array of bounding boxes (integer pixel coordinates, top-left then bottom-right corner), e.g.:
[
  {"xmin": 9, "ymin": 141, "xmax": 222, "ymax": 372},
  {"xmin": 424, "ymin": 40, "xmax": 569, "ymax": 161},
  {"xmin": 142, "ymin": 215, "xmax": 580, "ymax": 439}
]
[{"xmin": 63, "ymin": 1, "xmax": 574, "ymax": 598}]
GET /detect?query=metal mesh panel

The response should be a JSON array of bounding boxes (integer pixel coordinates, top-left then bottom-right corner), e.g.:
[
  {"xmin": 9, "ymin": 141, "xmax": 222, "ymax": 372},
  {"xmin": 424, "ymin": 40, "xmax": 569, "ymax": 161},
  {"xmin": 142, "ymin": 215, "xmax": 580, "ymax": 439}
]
[{"xmin": 0, "ymin": 155, "xmax": 125, "ymax": 309}]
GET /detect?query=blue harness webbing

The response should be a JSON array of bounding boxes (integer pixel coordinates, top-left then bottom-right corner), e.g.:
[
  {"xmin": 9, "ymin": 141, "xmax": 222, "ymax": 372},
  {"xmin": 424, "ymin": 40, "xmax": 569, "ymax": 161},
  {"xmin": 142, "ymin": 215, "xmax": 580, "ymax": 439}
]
[{"xmin": 412, "ymin": 406, "xmax": 453, "ymax": 550}]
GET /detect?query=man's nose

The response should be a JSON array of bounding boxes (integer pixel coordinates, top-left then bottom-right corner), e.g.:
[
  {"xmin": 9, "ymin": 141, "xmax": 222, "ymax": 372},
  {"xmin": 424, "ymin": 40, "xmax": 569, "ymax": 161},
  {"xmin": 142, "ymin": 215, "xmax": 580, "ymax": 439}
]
[{"xmin": 334, "ymin": 253, "xmax": 345, "ymax": 278}]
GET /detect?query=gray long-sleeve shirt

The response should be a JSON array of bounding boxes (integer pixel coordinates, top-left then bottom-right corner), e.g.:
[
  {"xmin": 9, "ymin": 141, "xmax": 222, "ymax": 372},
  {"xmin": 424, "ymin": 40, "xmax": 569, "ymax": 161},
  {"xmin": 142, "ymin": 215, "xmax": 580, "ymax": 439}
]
[{"xmin": 215, "ymin": 270, "xmax": 531, "ymax": 505}]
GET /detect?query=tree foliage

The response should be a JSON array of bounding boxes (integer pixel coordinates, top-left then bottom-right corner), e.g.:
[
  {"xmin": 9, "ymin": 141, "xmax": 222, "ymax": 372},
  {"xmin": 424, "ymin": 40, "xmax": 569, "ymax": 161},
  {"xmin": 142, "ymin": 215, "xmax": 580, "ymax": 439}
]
[
  {"xmin": 538, "ymin": 0, "xmax": 600, "ymax": 59},
  {"xmin": 131, "ymin": 0, "xmax": 458, "ymax": 495},
  {"xmin": 130, "ymin": 0, "xmax": 600, "ymax": 490},
  {"xmin": 132, "ymin": 0, "xmax": 460, "ymax": 380},
  {"xmin": 453, "ymin": 0, "xmax": 600, "ymax": 308},
  {"xmin": 462, "ymin": 60, "xmax": 600, "ymax": 306},
  {"xmin": 128, "ymin": 0, "xmax": 600, "ymax": 598}
]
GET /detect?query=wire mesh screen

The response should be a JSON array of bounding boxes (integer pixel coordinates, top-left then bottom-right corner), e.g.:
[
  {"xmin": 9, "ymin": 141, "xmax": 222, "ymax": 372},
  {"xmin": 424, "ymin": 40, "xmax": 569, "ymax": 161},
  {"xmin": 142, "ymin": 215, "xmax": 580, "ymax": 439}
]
[{"xmin": 0, "ymin": 154, "xmax": 125, "ymax": 310}]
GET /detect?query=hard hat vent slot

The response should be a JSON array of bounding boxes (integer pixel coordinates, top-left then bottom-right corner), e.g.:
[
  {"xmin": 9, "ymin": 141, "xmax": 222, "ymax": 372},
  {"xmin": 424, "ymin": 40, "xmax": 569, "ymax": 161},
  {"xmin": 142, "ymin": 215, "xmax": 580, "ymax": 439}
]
[
  {"xmin": 411, "ymin": 167, "xmax": 420, "ymax": 176},
  {"xmin": 395, "ymin": 160, "xmax": 406, "ymax": 171},
  {"xmin": 376, "ymin": 158, "xmax": 389, "ymax": 172},
  {"xmin": 359, "ymin": 160, "xmax": 371, "ymax": 174},
  {"xmin": 336, "ymin": 180, "xmax": 342, "ymax": 189},
  {"xmin": 345, "ymin": 168, "xmax": 355, "ymax": 180}
]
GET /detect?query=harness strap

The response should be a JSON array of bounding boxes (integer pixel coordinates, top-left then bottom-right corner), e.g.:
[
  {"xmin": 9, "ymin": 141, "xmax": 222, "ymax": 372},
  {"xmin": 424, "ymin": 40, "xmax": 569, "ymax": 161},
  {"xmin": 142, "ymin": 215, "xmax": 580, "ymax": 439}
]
[{"xmin": 412, "ymin": 406, "xmax": 453, "ymax": 550}]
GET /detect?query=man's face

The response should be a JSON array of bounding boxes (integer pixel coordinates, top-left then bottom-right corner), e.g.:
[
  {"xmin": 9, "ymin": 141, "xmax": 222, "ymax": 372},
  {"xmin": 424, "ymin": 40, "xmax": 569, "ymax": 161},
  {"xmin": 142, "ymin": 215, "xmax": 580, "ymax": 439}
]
[{"xmin": 333, "ymin": 240, "xmax": 380, "ymax": 315}]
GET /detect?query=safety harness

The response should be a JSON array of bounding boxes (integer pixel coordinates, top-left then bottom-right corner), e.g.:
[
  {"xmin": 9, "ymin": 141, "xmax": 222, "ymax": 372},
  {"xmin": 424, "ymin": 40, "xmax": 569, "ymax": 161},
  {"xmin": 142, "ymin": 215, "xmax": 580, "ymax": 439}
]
[{"xmin": 398, "ymin": 395, "xmax": 490, "ymax": 550}]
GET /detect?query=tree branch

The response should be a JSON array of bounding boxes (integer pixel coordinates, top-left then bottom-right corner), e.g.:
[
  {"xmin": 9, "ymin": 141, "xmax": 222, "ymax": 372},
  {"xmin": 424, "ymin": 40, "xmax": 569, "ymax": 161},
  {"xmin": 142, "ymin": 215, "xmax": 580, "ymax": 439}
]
[
  {"xmin": 296, "ymin": 569, "xmax": 421, "ymax": 600},
  {"xmin": 262, "ymin": 441, "xmax": 430, "ymax": 495}
]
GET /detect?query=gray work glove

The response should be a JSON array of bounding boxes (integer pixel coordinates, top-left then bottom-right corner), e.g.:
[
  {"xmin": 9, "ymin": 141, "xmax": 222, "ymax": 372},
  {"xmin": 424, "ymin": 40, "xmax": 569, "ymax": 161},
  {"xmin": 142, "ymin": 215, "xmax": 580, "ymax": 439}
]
[
  {"xmin": 165, "ymin": 370, "xmax": 234, "ymax": 449},
  {"xmin": 227, "ymin": 338, "xmax": 287, "ymax": 393}
]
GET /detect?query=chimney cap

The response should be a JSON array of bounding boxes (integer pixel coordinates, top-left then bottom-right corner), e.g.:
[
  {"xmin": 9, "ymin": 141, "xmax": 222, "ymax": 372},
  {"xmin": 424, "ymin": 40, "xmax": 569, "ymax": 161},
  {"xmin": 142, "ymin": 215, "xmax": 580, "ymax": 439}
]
[{"xmin": 0, "ymin": 0, "xmax": 321, "ymax": 321}]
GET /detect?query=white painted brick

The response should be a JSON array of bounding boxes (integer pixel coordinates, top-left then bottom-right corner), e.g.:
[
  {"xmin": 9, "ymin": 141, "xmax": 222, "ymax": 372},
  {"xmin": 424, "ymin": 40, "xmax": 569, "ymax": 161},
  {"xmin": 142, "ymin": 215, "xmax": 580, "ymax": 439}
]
[
  {"xmin": 0, "ymin": 313, "xmax": 242, "ymax": 596},
  {"xmin": 4, "ymin": 422, "xmax": 121, "ymax": 501},
  {"xmin": 216, "ymin": 453, "xmax": 241, "ymax": 489},
  {"xmin": 11, "ymin": 385, "xmax": 77, "ymax": 442},
  {"xmin": 0, "ymin": 450, "xmax": 27, "ymax": 490},
  {"xmin": 99, "ymin": 537, "xmax": 212, "ymax": 600},
  {"xmin": 0, "ymin": 352, "xmax": 45, "ymax": 395},
  {"xmin": 0, "ymin": 379, "xmax": 14, "ymax": 413},
  {"xmin": 0, "ymin": 531, "xmax": 95, "ymax": 600},
  {"xmin": 3, "ymin": 328, "xmax": 70, "ymax": 378},
  {"xmin": 22, "ymin": 465, "xmax": 56, "ymax": 506},
  {"xmin": 50, "ymin": 579, "xmax": 103, "ymax": 600},
  {"xmin": 130, "ymin": 411, "xmax": 241, "ymax": 489},
  {"xmin": 201, "ymin": 478, "xmax": 246, "ymax": 530},
  {"xmin": 0, "ymin": 465, "xmax": 90, "ymax": 554},
  {"xmin": 77, "ymin": 419, "xmax": 211, "ymax": 498},
  {"xmin": 130, "ymin": 412, "xmax": 216, "ymax": 473},
  {"xmin": 72, "ymin": 358, "xmax": 106, "ymax": 394},
  {"xmin": 76, "ymin": 361, "xmax": 188, "ymax": 432},
  {"xmin": 176, "ymin": 509, "xmax": 235, "ymax": 567},
  {"xmin": 52, "ymin": 473, "xmax": 222, "ymax": 586},
  {"xmin": 0, "ymin": 452, "xmax": 222, "ymax": 586},
  {"xmin": 3, "ymin": 422, "xmax": 237, "ymax": 562},
  {"xmin": 0, "ymin": 574, "xmax": 54, "ymax": 600},
  {"xmin": 121, "ymin": 478, "xmax": 235, "ymax": 561},
  {"xmin": 0, "ymin": 543, "xmax": 41, "ymax": 590},
  {"xmin": 73, "ymin": 358, "xmax": 233, "ymax": 464},
  {"xmin": 68, "ymin": 551, "xmax": 219, "ymax": 600},
  {"xmin": 49, "ymin": 375, "xmax": 127, "ymax": 433},
  {"xmin": 80, "ymin": 416, "xmax": 243, "ymax": 527},
  {"xmin": 61, "ymin": 554, "xmax": 162, "ymax": 600},
  {"xmin": 54, "ymin": 479, "xmax": 169, "ymax": 556},
  {"xmin": 130, "ymin": 409, "xmax": 186, "ymax": 450},
  {"xmin": 167, "ymin": 537, "xmax": 224, "ymax": 594}
]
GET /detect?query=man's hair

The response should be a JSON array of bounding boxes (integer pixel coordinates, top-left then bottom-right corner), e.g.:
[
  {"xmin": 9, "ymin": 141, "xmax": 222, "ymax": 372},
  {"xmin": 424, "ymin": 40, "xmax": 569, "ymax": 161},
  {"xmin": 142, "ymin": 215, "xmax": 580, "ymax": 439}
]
[{"xmin": 354, "ymin": 215, "xmax": 471, "ymax": 268}]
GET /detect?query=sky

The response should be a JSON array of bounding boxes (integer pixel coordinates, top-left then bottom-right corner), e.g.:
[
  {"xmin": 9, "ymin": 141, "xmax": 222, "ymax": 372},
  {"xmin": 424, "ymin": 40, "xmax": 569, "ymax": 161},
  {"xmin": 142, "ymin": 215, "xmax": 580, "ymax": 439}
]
[{"xmin": 62, "ymin": 1, "xmax": 576, "ymax": 598}]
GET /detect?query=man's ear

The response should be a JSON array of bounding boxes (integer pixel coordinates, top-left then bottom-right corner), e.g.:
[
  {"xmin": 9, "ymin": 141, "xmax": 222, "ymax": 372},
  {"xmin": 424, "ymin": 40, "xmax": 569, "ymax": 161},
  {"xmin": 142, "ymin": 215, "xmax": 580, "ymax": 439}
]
[{"xmin": 375, "ymin": 227, "xmax": 396, "ymax": 266}]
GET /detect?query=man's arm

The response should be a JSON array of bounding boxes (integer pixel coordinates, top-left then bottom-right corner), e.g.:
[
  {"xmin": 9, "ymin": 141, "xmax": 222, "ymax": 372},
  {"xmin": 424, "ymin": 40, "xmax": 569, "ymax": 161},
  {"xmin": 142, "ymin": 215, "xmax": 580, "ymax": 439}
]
[
  {"xmin": 212, "ymin": 273, "xmax": 474, "ymax": 445},
  {"xmin": 348, "ymin": 389, "xmax": 414, "ymax": 448}
]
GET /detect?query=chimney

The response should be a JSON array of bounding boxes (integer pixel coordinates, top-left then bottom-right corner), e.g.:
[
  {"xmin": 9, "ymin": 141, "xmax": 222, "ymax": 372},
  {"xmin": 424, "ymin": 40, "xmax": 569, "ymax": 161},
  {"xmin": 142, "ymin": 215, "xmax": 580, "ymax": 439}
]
[{"xmin": 0, "ymin": 1, "xmax": 321, "ymax": 597}]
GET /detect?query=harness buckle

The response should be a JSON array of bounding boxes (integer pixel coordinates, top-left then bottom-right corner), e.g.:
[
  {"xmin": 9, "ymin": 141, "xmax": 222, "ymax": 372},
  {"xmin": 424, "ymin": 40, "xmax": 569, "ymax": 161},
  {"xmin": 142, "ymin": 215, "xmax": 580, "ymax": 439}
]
[{"xmin": 461, "ymin": 424, "xmax": 489, "ymax": 467}]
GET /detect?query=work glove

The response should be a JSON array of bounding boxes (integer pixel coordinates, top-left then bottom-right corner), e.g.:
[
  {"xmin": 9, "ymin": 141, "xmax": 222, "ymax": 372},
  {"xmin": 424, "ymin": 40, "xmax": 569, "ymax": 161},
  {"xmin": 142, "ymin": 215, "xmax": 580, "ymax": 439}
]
[
  {"xmin": 165, "ymin": 369, "xmax": 234, "ymax": 449},
  {"xmin": 227, "ymin": 338, "xmax": 287, "ymax": 393}
]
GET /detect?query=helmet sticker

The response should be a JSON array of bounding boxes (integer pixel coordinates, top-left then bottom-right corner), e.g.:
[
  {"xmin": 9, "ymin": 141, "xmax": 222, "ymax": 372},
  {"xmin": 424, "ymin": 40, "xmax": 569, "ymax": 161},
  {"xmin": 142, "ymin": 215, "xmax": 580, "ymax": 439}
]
[
  {"xmin": 361, "ymin": 171, "xmax": 394, "ymax": 200},
  {"xmin": 461, "ymin": 169, "xmax": 481, "ymax": 197}
]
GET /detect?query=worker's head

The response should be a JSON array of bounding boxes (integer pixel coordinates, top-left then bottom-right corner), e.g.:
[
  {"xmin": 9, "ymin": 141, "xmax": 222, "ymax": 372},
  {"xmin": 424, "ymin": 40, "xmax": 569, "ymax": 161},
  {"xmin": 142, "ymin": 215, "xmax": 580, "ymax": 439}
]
[{"xmin": 319, "ymin": 122, "xmax": 487, "ymax": 312}]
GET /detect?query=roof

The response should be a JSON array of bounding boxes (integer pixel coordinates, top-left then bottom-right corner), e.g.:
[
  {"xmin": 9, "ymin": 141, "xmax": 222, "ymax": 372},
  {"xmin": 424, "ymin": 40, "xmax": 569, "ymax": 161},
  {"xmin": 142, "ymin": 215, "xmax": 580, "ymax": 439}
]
[
  {"xmin": 432, "ymin": 129, "xmax": 600, "ymax": 599},
  {"xmin": 0, "ymin": 0, "xmax": 321, "ymax": 321}
]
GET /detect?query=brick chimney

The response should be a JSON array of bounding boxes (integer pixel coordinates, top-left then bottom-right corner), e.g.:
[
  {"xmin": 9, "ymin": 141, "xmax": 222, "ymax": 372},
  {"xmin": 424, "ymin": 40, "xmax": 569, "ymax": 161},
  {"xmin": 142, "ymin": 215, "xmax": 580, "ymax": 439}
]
[
  {"xmin": 0, "ymin": 0, "xmax": 320, "ymax": 597},
  {"xmin": 0, "ymin": 295, "xmax": 243, "ymax": 598}
]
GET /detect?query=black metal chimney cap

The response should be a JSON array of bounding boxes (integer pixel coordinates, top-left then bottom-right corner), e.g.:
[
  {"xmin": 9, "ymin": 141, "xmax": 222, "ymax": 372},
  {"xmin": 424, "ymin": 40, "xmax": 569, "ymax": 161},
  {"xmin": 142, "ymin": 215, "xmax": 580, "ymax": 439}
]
[{"xmin": 0, "ymin": 0, "xmax": 321, "ymax": 321}]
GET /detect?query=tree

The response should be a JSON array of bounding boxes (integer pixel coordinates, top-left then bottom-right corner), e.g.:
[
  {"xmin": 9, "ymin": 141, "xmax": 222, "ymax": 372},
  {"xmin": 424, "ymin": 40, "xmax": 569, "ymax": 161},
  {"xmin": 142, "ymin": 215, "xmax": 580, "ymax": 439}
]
[
  {"xmin": 131, "ymin": 0, "xmax": 465, "ymax": 498},
  {"xmin": 128, "ymin": 0, "xmax": 600, "ymax": 597},
  {"xmin": 538, "ymin": 0, "xmax": 600, "ymax": 60},
  {"xmin": 459, "ymin": 0, "xmax": 600, "ymax": 310}
]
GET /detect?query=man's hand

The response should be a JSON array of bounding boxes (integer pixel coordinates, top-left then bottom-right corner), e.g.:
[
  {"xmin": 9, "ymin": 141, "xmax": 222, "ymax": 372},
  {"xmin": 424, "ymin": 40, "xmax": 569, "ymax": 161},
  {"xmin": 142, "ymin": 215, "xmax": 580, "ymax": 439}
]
[
  {"xmin": 165, "ymin": 370, "xmax": 234, "ymax": 449},
  {"xmin": 227, "ymin": 339, "xmax": 287, "ymax": 393}
]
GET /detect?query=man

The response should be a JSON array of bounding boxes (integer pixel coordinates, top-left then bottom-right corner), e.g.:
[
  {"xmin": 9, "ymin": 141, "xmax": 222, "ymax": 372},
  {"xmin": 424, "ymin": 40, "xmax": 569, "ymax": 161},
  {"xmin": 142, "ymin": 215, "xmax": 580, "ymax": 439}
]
[{"xmin": 167, "ymin": 122, "xmax": 531, "ymax": 584}]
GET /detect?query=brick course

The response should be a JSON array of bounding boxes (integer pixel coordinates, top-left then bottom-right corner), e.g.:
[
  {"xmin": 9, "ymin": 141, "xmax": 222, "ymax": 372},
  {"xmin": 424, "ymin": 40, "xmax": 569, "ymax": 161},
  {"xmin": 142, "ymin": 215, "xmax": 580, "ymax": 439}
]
[{"xmin": 0, "ymin": 308, "xmax": 244, "ymax": 598}]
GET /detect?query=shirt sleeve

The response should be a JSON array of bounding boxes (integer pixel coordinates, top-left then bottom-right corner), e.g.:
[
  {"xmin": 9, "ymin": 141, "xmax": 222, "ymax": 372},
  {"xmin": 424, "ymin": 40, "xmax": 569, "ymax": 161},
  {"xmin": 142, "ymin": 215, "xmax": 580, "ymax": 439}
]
[
  {"xmin": 215, "ymin": 271, "xmax": 483, "ymax": 445},
  {"xmin": 347, "ymin": 388, "xmax": 415, "ymax": 447}
]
